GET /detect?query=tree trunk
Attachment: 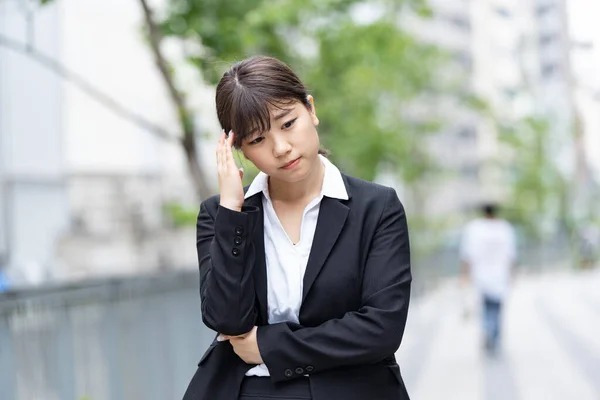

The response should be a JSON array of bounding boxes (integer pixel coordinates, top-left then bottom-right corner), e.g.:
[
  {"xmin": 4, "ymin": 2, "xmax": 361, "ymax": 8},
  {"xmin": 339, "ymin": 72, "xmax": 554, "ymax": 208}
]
[
  {"xmin": 138, "ymin": 0, "xmax": 213, "ymax": 201},
  {"xmin": 182, "ymin": 134, "xmax": 213, "ymax": 201}
]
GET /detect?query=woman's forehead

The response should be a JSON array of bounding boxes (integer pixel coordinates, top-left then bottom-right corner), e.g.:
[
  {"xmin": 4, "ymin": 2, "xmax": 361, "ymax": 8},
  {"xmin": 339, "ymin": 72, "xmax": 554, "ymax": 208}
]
[{"xmin": 267, "ymin": 100, "xmax": 302, "ymax": 117}]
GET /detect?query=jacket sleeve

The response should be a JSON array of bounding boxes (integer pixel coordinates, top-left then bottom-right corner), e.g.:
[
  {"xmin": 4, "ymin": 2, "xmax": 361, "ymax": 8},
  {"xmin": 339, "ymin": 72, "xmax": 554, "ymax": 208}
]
[
  {"xmin": 256, "ymin": 188, "xmax": 411, "ymax": 382},
  {"xmin": 197, "ymin": 200, "xmax": 260, "ymax": 336}
]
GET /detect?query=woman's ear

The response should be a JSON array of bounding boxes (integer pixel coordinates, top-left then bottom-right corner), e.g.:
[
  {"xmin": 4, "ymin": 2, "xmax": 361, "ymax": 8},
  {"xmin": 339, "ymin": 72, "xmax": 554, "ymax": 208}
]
[{"xmin": 307, "ymin": 95, "xmax": 319, "ymax": 127}]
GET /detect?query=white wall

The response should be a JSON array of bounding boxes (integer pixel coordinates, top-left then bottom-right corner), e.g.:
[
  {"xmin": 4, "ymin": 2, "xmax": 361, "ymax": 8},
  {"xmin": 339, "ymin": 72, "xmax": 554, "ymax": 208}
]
[
  {"xmin": 0, "ymin": 0, "xmax": 224, "ymax": 283},
  {"xmin": 398, "ymin": 0, "xmax": 484, "ymax": 216},
  {"xmin": 55, "ymin": 0, "xmax": 221, "ymax": 277},
  {"xmin": 60, "ymin": 0, "xmax": 172, "ymax": 174},
  {"xmin": 0, "ymin": 1, "xmax": 68, "ymax": 283},
  {"xmin": 58, "ymin": 0, "xmax": 219, "ymax": 184},
  {"xmin": 568, "ymin": 0, "xmax": 600, "ymax": 179}
]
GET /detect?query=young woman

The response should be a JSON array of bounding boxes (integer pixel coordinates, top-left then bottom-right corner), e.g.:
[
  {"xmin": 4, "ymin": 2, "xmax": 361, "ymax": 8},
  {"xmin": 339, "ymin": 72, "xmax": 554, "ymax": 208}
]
[{"xmin": 183, "ymin": 56, "xmax": 412, "ymax": 400}]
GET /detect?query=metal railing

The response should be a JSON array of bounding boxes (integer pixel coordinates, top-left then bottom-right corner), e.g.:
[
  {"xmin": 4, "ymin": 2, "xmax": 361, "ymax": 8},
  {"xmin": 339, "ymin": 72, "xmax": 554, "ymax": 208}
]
[
  {"xmin": 0, "ymin": 271, "xmax": 213, "ymax": 400},
  {"xmin": 410, "ymin": 235, "xmax": 573, "ymax": 295},
  {"xmin": 0, "ymin": 237, "xmax": 572, "ymax": 400}
]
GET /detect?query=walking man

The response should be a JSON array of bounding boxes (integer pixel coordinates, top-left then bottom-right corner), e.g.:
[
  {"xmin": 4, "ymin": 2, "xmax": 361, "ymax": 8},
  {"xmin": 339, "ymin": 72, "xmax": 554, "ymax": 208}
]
[{"xmin": 460, "ymin": 203, "xmax": 517, "ymax": 355}]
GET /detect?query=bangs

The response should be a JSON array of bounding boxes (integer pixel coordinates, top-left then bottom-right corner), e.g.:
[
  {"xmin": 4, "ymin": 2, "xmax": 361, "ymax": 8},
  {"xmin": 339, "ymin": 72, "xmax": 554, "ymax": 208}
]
[
  {"xmin": 215, "ymin": 56, "xmax": 310, "ymax": 147},
  {"xmin": 229, "ymin": 89, "xmax": 296, "ymax": 147}
]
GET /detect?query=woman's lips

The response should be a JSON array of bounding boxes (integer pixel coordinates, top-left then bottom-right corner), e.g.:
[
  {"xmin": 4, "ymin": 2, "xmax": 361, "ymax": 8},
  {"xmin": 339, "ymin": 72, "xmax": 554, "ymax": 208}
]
[{"xmin": 281, "ymin": 157, "xmax": 301, "ymax": 169}]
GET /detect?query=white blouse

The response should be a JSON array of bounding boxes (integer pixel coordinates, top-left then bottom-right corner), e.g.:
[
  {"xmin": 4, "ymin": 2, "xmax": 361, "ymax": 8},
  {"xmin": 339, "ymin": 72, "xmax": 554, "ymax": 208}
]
[{"xmin": 244, "ymin": 155, "xmax": 348, "ymax": 377}]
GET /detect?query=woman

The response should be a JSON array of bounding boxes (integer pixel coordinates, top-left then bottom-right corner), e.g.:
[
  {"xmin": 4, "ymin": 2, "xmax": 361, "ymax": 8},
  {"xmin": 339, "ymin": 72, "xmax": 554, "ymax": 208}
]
[{"xmin": 183, "ymin": 56, "xmax": 411, "ymax": 400}]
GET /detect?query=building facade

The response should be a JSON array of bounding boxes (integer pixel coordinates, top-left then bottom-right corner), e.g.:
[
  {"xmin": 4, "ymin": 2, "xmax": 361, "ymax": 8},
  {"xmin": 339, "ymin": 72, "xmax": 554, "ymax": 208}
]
[{"xmin": 0, "ymin": 0, "xmax": 216, "ymax": 285}]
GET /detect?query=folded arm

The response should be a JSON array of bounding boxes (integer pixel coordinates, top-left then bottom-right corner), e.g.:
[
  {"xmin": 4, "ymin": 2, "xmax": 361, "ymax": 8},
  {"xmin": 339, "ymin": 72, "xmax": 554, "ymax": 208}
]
[
  {"xmin": 197, "ymin": 201, "xmax": 260, "ymax": 336},
  {"xmin": 257, "ymin": 188, "xmax": 411, "ymax": 382}
]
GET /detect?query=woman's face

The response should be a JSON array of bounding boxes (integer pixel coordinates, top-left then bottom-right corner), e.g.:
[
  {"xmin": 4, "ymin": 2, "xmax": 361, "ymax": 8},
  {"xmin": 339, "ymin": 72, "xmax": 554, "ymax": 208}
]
[{"xmin": 240, "ymin": 96, "xmax": 320, "ymax": 183}]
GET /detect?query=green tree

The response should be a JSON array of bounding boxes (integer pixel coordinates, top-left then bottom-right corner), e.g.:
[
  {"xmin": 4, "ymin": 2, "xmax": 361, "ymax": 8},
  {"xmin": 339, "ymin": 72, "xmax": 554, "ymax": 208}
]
[
  {"xmin": 498, "ymin": 116, "xmax": 569, "ymax": 238},
  {"xmin": 34, "ymin": 0, "xmax": 450, "ymax": 205},
  {"xmin": 305, "ymin": 20, "xmax": 443, "ymax": 182},
  {"xmin": 160, "ymin": 0, "xmax": 444, "ymax": 184}
]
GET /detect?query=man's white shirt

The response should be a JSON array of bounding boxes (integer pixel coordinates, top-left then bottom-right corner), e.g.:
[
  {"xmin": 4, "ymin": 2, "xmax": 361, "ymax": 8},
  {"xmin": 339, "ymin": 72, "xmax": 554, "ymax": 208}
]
[{"xmin": 460, "ymin": 218, "xmax": 517, "ymax": 300}]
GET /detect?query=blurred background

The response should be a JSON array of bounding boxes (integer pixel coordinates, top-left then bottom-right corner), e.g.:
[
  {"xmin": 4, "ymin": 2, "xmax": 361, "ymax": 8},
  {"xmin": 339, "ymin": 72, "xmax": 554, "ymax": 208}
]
[{"xmin": 0, "ymin": 0, "xmax": 598, "ymax": 399}]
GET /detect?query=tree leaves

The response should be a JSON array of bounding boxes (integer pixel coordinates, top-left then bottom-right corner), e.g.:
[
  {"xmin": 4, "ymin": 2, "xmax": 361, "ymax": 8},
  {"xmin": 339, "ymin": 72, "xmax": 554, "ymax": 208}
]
[
  {"xmin": 498, "ymin": 115, "xmax": 566, "ymax": 237},
  {"xmin": 159, "ymin": 0, "xmax": 446, "ymax": 184}
]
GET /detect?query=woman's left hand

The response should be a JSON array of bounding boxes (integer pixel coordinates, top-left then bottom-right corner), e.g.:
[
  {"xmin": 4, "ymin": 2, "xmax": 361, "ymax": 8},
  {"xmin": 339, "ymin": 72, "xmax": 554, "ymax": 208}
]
[{"xmin": 220, "ymin": 326, "xmax": 264, "ymax": 365}]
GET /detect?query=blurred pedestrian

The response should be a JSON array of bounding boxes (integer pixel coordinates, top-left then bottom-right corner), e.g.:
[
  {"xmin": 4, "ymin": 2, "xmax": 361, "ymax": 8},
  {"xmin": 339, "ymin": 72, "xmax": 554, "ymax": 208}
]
[
  {"xmin": 0, "ymin": 272, "xmax": 8, "ymax": 292},
  {"xmin": 182, "ymin": 56, "xmax": 412, "ymax": 400},
  {"xmin": 0, "ymin": 265, "xmax": 9, "ymax": 292},
  {"xmin": 578, "ymin": 223, "xmax": 599, "ymax": 269},
  {"xmin": 460, "ymin": 203, "xmax": 516, "ymax": 355}
]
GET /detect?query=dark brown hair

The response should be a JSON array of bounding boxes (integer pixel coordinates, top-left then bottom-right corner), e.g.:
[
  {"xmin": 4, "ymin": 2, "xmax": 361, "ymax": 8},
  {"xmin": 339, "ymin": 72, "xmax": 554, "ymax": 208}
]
[{"xmin": 215, "ymin": 55, "xmax": 329, "ymax": 155}]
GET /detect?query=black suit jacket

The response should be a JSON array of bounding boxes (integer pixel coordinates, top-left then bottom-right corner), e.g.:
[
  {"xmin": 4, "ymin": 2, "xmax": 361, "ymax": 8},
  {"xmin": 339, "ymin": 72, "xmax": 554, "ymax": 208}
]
[{"xmin": 183, "ymin": 174, "xmax": 411, "ymax": 400}]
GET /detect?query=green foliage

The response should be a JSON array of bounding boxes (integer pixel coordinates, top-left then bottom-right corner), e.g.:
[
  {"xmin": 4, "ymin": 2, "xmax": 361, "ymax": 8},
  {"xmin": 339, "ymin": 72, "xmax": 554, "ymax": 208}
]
[
  {"xmin": 163, "ymin": 202, "xmax": 199, "ymax": 227},
  {"xmin": 498, "ymin": 116, "xmax": 568, "ymax": 238},
  {"xmin": 163, "ymin": 150, "xmax": 259, "ymax": 227},
  {"xmin": 306, "ymin": 20, "xmax": 445, "ymax": 181},
  {"xmin": 40, "ymin": 0, "xmax": 467, "ymax": 229},
  {"xmin": 162, "ymin": 0, "xmax": 446, "ymax": 183},
  {"xmin": 42, "ymin": 0, "xmax": 450, "ymax": 189},
  {"xmin": 161, "ymin": 0, "xmax": 341, "ymax": 83}
]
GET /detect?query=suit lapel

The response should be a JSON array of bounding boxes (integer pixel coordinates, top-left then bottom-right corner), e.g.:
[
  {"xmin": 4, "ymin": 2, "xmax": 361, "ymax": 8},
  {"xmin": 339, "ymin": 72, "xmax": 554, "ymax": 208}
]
[
  {"xmin": 244, "ymin": 193, "xmax": 268, "ymax": 325},
  {"xmin": 302, "ymin": 196, "xmax": 350, "ymax": 301}
]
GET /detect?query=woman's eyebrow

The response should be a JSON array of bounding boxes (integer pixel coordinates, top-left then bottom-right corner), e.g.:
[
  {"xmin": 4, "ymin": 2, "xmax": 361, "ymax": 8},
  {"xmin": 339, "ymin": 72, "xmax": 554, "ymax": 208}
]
[{"xmin": 272, "ymin": 108, "xmax": 294, "ymax": 121}]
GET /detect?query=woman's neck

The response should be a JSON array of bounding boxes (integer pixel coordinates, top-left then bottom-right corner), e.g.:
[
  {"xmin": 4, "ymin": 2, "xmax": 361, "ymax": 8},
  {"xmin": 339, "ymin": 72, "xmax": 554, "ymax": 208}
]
[{"xmin": 268, "ymin": 157, "xmax": 325, "ymax": 203}]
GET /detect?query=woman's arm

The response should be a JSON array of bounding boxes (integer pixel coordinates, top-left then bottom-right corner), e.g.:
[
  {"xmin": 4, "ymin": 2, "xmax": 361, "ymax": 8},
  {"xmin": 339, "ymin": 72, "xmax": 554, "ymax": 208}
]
[
  {"xmin": 256, "ymin": 188, "xmax": 411, "ymax": 382},
  {"xmin": 197, "ymin": 199, "xmax": 260, "ymax": 336}
]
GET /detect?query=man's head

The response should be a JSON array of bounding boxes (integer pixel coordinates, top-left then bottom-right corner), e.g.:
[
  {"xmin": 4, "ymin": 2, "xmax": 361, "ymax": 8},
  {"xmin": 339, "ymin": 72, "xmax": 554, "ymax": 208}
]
[{"xmin": 482, "ymin": 203, "xmax": 498, "ymax": 219}]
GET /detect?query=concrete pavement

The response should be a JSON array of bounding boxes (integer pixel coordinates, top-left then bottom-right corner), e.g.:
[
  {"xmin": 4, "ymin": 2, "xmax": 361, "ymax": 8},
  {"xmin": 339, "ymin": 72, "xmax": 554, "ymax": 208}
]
[{"xmin": 396, "ymin": 269, "xmax": 600, "ymax": 400}]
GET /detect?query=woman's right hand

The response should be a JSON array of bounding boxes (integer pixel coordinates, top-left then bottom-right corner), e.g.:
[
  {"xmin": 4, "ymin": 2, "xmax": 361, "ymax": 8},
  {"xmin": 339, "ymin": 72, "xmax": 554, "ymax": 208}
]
[{"xmin": 217, "ymin": 130, "xmax": 244, "ymax": 212}]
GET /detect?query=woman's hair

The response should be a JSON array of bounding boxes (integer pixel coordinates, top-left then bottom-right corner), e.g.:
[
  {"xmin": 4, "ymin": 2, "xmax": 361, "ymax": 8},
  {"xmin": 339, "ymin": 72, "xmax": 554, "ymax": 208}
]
[{"xmin": 215, "ymin": 55, "xmax": 328, "ymax": 155}]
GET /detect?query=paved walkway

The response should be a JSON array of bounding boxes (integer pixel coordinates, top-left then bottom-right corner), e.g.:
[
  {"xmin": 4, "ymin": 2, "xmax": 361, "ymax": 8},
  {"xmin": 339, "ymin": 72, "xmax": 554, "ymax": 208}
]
[{"xmin": 396, "ymin": 269, "xmax": 600, "ymax": 400}]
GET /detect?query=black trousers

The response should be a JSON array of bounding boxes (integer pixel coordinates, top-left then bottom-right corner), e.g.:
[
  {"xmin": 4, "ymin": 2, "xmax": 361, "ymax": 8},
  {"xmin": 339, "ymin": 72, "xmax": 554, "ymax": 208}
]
[{"xmin": 238, "ymin": 376, "xmax": 312, "ymax": 400}]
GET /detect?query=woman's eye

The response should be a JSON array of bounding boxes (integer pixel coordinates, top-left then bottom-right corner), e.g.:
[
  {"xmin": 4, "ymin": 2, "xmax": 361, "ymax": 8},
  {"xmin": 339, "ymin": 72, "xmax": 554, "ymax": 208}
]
[
  {"xmin": 249, "ymin": 137, "xmax": 264, "ymax": 145},
  {"xmin": 282, "ymin": 118, "xmax": 297, "ymax": 129}
]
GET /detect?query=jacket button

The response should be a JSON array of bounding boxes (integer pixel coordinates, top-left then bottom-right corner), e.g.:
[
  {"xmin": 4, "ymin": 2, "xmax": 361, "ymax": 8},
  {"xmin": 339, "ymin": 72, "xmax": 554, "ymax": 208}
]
[
  {"xmin": 305, "ymin": 365, "xmax": 314, "ymax": 373},
  {"xmin": 295, "ymin": 367, "xmax": 304, "ymax": 375},
  {"xmin": 232, "ymin": 248, "xmax": 240, "ymax": 256},
  {"xmin": 235, "ymin": 226, "xmax": 243, "ymax": 235},
  {"xmin": 284, "ymin": 369, "xmax": 293, "ymax": 378},
  {"xmin": 234, "ymin": 236, "xmax": 243, "ymax": 245}
]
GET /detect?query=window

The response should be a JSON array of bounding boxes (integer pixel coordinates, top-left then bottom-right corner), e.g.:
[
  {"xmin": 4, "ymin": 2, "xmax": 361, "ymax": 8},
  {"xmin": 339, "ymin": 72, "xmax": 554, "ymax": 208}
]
[
  {"xmin": 536, "ymin": 3, "xmax": 555, "ymax": 17},
  {"xmin": 495, "ymin": 7, "xmax": 512, "ymax": 18},
  {"xmin": 539, "ymin": 33, "xmax": 557, "ymax": 47},
  {"xmin": 453, "ymin": 51, "xmax": 472, "ymax": 69},
  {"xmin": 503, "ymin": 88, "xmax": 517, "ymax": 100},
  {"xmin": 448, "ymin": 14, "xmax": 471, "ymax": 31},
  {"xmin": 461, "ymin": 163, "xmax": 480, "ymax": 179},
  {"xmin": 457, "ymin": 126, "xmax": 477, "ymax": 140},
  {"xmin": 541, "ymin": 63, "xmax": 559, "ymax": 78}
]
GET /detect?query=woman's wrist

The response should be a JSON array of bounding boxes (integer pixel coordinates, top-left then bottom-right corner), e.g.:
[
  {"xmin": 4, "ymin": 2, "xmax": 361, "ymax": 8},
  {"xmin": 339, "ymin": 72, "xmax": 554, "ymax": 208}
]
[{"xmin": 219, "ymin": 201, "xmax": 243, "ymax": 212}]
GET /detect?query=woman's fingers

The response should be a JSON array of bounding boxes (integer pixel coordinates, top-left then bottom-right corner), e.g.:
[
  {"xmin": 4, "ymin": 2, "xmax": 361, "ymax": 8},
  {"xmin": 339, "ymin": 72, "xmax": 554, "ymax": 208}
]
[
  {"xmin": 217, "ymin": 130, "xmax": 236, "ymax": 172},
  {"xmin": 217, "ymin": 331, "xmax": 248, "ymax": 342},
  {"xmin": 217, "ymin": 334, "xmax": 228, "ymax": 342},
  {"xmin": 225, "ymin": 130, "xmax": 236, "ymax": 170},
  {"xmin": 216, "ymin": 129, "xmax": 244, "ymax": 211},
  {"xmin": 216, "ymin": 130, "xmax": 225, "ymax": 170}
]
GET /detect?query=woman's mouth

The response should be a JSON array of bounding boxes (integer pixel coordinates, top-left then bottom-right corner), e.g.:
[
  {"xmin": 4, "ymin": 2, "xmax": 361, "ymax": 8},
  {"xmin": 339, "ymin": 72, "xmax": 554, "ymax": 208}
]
[{"xmin": 281, "ymin": 157, "xmax": 301, "ymax": 170}]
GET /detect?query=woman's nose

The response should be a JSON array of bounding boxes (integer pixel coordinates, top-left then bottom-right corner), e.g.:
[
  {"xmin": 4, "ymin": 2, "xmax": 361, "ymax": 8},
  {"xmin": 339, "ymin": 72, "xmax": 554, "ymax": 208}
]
[{"xmin": 272, "ymin": 135, "xmax": 292, "ymax": 157}]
